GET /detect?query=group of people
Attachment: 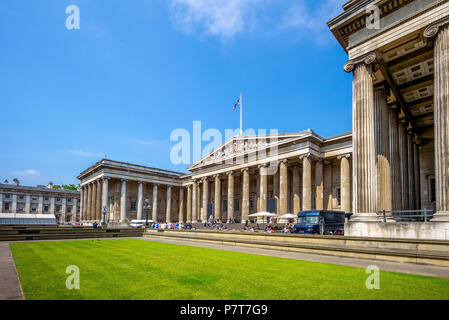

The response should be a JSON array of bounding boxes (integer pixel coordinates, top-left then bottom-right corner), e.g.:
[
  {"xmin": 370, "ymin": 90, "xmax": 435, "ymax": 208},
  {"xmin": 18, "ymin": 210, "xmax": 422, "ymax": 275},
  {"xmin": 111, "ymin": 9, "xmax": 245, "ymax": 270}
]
[{"xmin": 147, "ymin": 222, "xmax": 195, "ymax": 230}]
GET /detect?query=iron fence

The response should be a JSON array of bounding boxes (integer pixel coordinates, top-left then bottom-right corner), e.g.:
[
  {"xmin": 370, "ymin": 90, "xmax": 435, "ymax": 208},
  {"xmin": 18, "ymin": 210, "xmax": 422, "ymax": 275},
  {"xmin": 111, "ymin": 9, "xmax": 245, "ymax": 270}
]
[{"xmin": 376, "ymin": 209, "xmax": 434, "ymax": 223}]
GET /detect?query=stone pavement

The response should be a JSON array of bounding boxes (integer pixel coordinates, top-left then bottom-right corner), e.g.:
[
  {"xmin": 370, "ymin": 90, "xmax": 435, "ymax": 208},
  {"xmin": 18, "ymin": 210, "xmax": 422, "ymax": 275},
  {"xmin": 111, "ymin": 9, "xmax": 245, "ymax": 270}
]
[
  {"xmin": 142, "ymin": 236, "xmax": 449, "ymax": 279},
  {"xmin": 0, "ymin": 242, "xmax": 24, "ymax": 300}
]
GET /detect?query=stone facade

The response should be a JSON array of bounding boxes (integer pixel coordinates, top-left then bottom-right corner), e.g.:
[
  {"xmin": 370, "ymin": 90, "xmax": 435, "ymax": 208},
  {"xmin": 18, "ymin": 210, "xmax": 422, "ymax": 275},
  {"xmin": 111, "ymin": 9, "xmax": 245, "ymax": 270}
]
[
  {"xmin": 0, "ymin": 183, "xmax": 80, "ymax": 223},
  {"xmin": 78, "ymin": 131, "xmax": 354, "ymax": 223}
]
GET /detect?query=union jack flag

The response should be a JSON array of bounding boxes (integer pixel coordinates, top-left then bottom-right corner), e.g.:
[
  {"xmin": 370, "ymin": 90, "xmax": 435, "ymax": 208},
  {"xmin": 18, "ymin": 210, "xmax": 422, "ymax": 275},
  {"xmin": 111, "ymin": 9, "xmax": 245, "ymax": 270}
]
[{"xmin": 233, "ymin": 97, "xmax": 241, "ymax": 110}]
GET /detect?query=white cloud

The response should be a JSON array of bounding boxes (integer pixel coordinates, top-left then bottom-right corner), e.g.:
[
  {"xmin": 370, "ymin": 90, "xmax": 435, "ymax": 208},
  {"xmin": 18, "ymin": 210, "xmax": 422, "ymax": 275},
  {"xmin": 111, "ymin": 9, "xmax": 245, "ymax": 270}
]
[
  {"xmin": 11, "ymin": 169, "xmax": 40, "ymax": 176},
  {"xmin": 167, "ymin": 0, "xmax": 346, "ymax": 42},
  {"xmin": 69, "ymin": 149, "xmax": 104, "ymax": 158},
  {"xmin": 122, "ymin": 138, "xmax": 169, "ymax": 148}
]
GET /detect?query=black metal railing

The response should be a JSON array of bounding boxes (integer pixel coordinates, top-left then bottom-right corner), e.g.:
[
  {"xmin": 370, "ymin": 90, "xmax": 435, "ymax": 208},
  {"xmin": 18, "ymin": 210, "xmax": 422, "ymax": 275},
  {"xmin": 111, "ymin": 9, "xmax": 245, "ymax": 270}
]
[{"xmin": 376, "ymin": 209, "xmax": 434, "ymax": 223}]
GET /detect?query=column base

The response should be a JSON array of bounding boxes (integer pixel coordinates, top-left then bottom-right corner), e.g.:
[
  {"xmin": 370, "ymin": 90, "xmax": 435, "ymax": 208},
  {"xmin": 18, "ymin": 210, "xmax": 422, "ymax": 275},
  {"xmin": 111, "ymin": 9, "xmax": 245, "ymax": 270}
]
[
  {"xmin": 349, "ymin": 213, "xmax": 382, "ymax": 223},
  {"xmin": 431, "ymin": 211, "xmax": 449, "ymax": 222}
]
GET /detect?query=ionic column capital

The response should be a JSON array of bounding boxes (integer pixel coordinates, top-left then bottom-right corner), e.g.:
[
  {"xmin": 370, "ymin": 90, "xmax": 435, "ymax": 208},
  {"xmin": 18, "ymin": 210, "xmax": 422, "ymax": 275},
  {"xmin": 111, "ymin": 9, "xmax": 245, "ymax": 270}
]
[
  {"xmin": 280, "ymin": 159, "xmax": 289, "ymax": 165},
  {"xmin": 103, "ymin": 176, "xmax": 111, "ymax": 181},
  {"xmin": 424, "ymin": 16, "xmax": 449, "ymax": 38},
  {"xmin": 337, "ymin": 154, "xmax": 351, "ymax": 160},
  {"xmin": 343, "ymin": 52, "xmax": 377, "ymax": 73},
  {"xmin": 137, "ymin": 180, "xmax": 144, "ymax": 185},
  {"xmin": 241, "ymin": 167, "xmax": 250, "ymax": 173},
  {"xmin": 120, "ymin": 178, "xmax": 128, "ymax": 183},
  {"xmin": 226, "ymin": 171, "xmax": 234, "ymax": 176},
  {"xmin": 299, "ymin": 153, "xmax": 312, "ymax": 161}
]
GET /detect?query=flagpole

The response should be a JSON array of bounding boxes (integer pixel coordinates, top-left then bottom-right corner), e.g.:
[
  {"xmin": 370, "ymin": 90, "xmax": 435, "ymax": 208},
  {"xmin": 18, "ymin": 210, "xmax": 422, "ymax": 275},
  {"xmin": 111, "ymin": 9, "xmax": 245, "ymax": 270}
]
[{"xmin": 240, "ymin": 93, "xmax": 243, "ymax": 136}]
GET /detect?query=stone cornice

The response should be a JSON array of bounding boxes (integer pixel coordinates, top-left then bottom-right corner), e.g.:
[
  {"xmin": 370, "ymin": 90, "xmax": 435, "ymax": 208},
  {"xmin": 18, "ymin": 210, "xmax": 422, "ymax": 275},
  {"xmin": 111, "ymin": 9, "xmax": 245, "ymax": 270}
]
[{"xmin": 344, "ymin": 51, "xmax": 377, "ymax": 73}]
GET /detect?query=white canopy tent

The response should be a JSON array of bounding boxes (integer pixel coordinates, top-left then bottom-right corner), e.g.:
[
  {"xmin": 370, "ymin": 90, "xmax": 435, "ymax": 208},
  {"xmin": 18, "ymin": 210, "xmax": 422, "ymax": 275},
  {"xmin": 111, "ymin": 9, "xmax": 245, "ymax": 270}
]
[{"xmin": 248, "ymin": 212, "xmax": 278, "ymax": 224}]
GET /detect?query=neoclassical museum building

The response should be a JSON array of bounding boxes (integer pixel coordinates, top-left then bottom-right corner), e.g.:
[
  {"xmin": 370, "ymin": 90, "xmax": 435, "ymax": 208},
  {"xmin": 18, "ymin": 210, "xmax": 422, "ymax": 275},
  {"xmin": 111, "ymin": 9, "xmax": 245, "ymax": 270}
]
[{"xmin": 79, "ymin": 0, "xmax": 449, "ymax": 239}]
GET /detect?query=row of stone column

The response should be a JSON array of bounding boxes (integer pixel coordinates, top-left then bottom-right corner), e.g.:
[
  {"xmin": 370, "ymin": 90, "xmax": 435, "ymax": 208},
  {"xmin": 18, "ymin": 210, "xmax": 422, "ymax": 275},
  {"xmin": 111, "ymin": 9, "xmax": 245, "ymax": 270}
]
[
  {"xmin": 181, "ymin": 155, "xmax": 352, "ymax": 224},
  {"xmin": 80, "ymin": 178, "xmax": 105, "ymax": 222}
]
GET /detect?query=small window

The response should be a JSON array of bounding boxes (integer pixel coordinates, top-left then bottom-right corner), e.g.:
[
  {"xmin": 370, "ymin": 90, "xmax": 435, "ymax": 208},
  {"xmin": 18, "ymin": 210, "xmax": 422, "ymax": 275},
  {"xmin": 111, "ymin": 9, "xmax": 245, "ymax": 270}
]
[
  {"xmin": 68, "ymin": 198, "xmax": 72, "ymax": 203},
  {"xmin": 56, "ymin": 198, "xmax": 61, "ymax": 202},
  {"xmin": 4, "ymin": 203, "xmax": 10, "ymax": 211},
  {"xmin": 235, "ymin": 199, "xmax": 240, "ymax": 211},
  {"xmin": 31, "ymin": 206, "xmax": 37, "ymax": 212},
  {"xmin": 18, "ymin": 205, "xmax": 24, "ymax": 212},
  {"xmin": 5, "ymin": 194, "xmax": 11, "ymax": 199},
  {"xmin": 19, "ymin": 196, "xmax": 24, "ymax": 200},
  {"xmin": 249, "ymin": 198, "xmax": 254, "ymax": 211},
  {"xmin": 56, "ymin": 206, "xmax": 61, "ymax": 212},
  {"xmin": 45, "ymin": 197, "xmax": 49, "ymax": 201},
  {"xmin": 32, "ymin": 196, "xmax": 37, "ymax": 201},
  {"xmin": 67, "ymin": 207, "xmax": 72, "ymax": 213},
  {"xmin": 44, "ymin": 206, "xmax": 49, "ymax": 212}
]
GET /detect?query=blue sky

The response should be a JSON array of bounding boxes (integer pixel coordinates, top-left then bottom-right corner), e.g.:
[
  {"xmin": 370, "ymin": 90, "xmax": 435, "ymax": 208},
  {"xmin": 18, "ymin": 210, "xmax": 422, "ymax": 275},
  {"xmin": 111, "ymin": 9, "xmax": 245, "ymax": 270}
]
[{"xmin": 0, "ymin": 0, "xmax": 351, "ymax": 186}]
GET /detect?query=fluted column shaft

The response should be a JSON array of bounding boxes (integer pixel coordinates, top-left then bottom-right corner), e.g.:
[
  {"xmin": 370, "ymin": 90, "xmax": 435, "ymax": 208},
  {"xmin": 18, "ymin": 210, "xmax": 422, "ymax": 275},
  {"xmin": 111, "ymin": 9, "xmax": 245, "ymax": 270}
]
[
  {"xmin": 192, "ymin": 181, "xmax": 198, "ymax": 222},
  {"xmin": 280, "ymin": 160, "xmax": 289, "ymax": 214},
  {"xmin": 214, "ymin": 175, "xmax": 222, "ymax": 220},
  {"xmin": 137, "ymin": 181, "xmax": 143, "ymax": 220},
  {"xmin": 292, "ymin": 165, "xmax": 301, "ymax": 214},
  {"xmin": 120, "ymin": 179, "xmax": 127, "ymax": 222},
  {"xmin": 91, "ymin": 182, "xmax": 97, "ymax": 221},
  {"xmin": 340, "ymin": 155, "xmax": 351, "ymax": 213},
  {"xmin": 432, "ymin": 24, "xmax": 449, "ymax": 221},
  {"xmin": 80, "ymin": 187, "xmax": 85, "ymax": 220},
  {"xmin": 259, "ymin": 166, "xmax": 268, "ymax": 212},
  {"xmin": 152, "ymin": 184, "xmax": 158, "ymax": 222},
  {"xmin": 186, "ymin": 185, "xmax": 192, "ymax": 222},
  {"xmin": 87, "ymin": 184, "xmax": 92, "ymax": 221},
  {"xmin": 315, "ymin": 159, "xmax": 324, "ymax": 210},
  {"xmin": 96, "ymin": 180, "xmax": 102, "ymax": 221},
  {"xmin": 242, "ymin": 169, "xmax": 250, "ymax": 222},
  {"xmin": 302, "ymin": 155, "xmax": 312, "ymax": 211},
  {"xmin": 407, "ymin": 131, "xmax": 415, "ymax": 210},
  {"xmin": 273, "ymin": 168, "xmax": 280, "ymax": 213},
  {"xmin": 166, "ymin": 186, "xmax": 172, "ymax": 223},
  {"xmin": 102, "ymin": 178, "xmax": 109, "ymax": 220},
  {"xmin": 389, "ymin": 106, "xmax": 402, "ymax": 211},
  {"xmin": 202, "ymin": 178, "xmax": 209, "ymax": 222},
  {"xmin": 227, "ymin": 172, "xmax": 234, "ymax": 220},
  {"xmin": 351, "ymin": 63, "xmax": 377, "ymax": 220},
  {"xmin": 413, "ymin": 141, "xmax": 421, "ymax": 210},
  {"xmin": 179, "ymin": 187, "xmax": 185, "ymax": 223},
  {"xmin": 398, "ymin": 121, "xmax": 409, "ymax": 211},
  {"xmin": 374, "ymin": 84, "xmax": 391, "ymax": 212}
]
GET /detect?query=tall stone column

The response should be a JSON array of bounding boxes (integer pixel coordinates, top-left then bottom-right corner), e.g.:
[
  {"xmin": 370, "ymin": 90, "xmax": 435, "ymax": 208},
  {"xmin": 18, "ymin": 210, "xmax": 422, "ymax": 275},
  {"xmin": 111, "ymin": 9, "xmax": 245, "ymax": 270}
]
[
  {"xmin": 273, "ymin": 166, "xmax": 280, "ymax": 213},
  {"xmin": 374, "ymin": 83, "xmax": 391, "ymax": 212},
  {"xmin": 407, "ymin": 131, "xmax": 415, "ymax": 210},
  {"xmin": 96, "ymin": 180, "xmax": 102, "ymax": 221},
  {"xmin": 25, "ymin": 195, "xmax": 31, "ymax": 214},
  {"xmin": 179, "ymin": 187, "xmax": 185, "ymax": 223},
  {"xmin": 344, "ymin": 52, "xmax": 379, "ymax": 221},
  {"xmin": 339, "ymin": 154, "xmax": 351, "ymax": 213},
  {"xmin": 389, "ymin": 105, "xmax": 402, "ymax": 211},
  {"xmin": 227, "ymin": 172, "xmax": 234, "ymax": 221},
  {"xmin": 202, "ymin": 178, "xmax": 209, "ymax": 222},
  {"xmin": 120, "ymin": 179, "xmax": 127, "ymax": 222},
  {"xmin": 259, "ymin": 165, "xmax": 268, "ymax": 212},
  {"xmin": 192, "ymin": 181, "xmax": 198, "ymax": 223},
  {"xmin": 292, "ymin": 164, "xmax": 301, "ymax": 214},
  {"xmin": 166, "ymin": 186, "xmax": 172, "ymax": 223},
  {"xmin": 83, "ymin": 185, "xmax": 88, "ymax": 220},
  {"xmin": 186, "ymin": 185, "xmax": 192, "ymax": 223},
  {"xmin": 102, "ymin": 178, "xmax": 109, "ymax": 220},
  {"xmin": 425, "ymin": 20, "xmax": 449, "ymax": 221},
  {"xmin": 242, "ymin": 168, "xmax": 250, "ymax": 223},
  {"xmin": 280, "ymin": 160, "xmax": 289, "ymax": 214},
  {"xmin": 79, "ymin": 187, "xmax": 84, "ymax": 220},
  {"xmin": 413, "ymin": 140, "xmax": 421, "ymax": 210},
  {"xmin": 315, "ymin": 159, "xmax": 324, "ymax": 210},
  {"xmin": 152, "ymin": 184, "xmax": 158, "ymax": 222},
  {"xmin": 214, "ymin": 175, "xmax": 222, "ymax": 220},
  {"xmin": 92, "ymin": 182, "xmax": 97, "ymax": 221},
  {"xmin": 301, "ymin": 154, "xmax": 312, "ymax": 211},
  {"xmin": 49, "ymin": 197, "xmax": 55, "ymax": 215},
  {"xmin": 398, "ymin": 120, "xmax": 409, "ymax": 211},
  {"xmin": 137, "ymin": 181, "xmax": 144, "ymax": 220},
  {"xmin": 87, "ymin": 184, "xmax": 92, "ymax": 220},
  {"xmin": 256, "ymin": 173, "xmax": 260, "ymax": 212}
]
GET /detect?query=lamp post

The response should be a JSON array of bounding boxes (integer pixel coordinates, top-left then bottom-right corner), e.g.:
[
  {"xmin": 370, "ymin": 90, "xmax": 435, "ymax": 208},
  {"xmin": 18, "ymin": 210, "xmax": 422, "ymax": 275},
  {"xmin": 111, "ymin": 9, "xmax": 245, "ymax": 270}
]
[
  {"xmin": 102, "ymin": 206, "xmax": 108, "ymax": 227},
  {"xmin": 143, "ymin": 198, "xmax": 151, "ymax": 227}
]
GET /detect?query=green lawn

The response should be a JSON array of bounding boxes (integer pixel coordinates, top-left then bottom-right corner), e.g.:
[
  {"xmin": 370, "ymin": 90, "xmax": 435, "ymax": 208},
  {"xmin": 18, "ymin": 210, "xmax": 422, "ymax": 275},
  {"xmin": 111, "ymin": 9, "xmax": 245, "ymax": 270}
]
[{"xmin": 9, "ymin": 239, "xmax": 449, "ymax": 300}]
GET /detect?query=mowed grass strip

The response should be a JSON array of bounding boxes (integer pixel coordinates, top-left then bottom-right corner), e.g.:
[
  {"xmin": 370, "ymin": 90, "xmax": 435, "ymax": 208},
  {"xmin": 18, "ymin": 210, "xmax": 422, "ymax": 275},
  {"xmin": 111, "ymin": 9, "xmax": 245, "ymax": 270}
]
[{"xmin": 9, "ymin": 239, "xmax": 449, "ymax": 300}]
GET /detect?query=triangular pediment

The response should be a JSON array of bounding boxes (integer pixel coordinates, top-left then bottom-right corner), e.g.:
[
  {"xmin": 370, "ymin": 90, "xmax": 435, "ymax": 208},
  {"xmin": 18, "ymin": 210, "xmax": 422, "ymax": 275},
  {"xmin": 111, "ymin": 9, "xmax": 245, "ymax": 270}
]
[{"xmin": 188, "ymin": 130, "xmax": 320, "ymax": 172}]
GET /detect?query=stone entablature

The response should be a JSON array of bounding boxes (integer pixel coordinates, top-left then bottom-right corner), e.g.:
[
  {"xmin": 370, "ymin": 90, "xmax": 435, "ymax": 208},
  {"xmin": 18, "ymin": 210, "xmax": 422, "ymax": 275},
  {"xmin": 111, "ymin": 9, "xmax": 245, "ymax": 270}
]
[{"xmin": 0, "ymin": 184, "xmax": 80, "ymax": 223}]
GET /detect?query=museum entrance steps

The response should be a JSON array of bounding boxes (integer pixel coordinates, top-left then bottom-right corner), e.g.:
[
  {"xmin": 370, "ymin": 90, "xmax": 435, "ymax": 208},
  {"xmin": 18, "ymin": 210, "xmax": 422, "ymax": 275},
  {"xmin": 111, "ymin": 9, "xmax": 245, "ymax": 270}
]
[
  {"xmin": 0, "ymin": 226, "xmax": 144, "ymax": 241},
  {"xmin": 144, "ymin": 229, "xmax": 449, "ymax": 267}
]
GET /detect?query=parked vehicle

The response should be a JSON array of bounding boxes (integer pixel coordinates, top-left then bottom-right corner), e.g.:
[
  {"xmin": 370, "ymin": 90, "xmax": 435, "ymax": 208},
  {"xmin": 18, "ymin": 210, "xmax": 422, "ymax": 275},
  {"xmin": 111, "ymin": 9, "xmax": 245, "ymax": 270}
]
[{"xmin": 294, "ymin": 211, "xmax": 346, "ymax": 235}]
